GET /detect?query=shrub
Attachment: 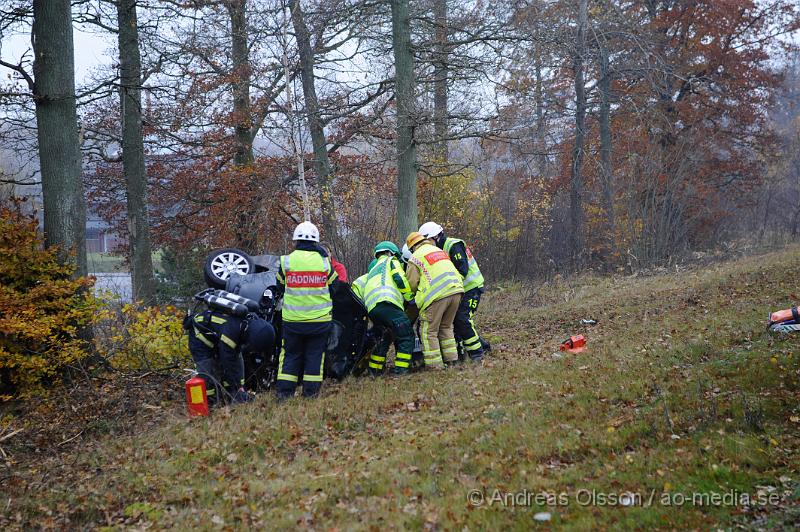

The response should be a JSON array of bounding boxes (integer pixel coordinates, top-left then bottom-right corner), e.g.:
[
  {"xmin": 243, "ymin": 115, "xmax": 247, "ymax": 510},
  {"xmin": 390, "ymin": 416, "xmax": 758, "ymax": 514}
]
[
  {"xmin": 0, "ymin": 202, "xmax": 98, "ymax": 399},
  {"xmin": 97, "ymin": 302, "xmax": 191, "ymax": 372}
]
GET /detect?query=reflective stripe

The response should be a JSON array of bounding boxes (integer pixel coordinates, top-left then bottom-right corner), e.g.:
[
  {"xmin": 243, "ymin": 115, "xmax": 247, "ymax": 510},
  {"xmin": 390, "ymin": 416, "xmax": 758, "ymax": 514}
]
[
  {"xmin": 369, "ymin": 362, "xmax": 383, "ymax": 369},
  {"xmin": 210, "ymin": 315, "xmax": 227, "ymax": 324},
  {"xmin": 371, "ymin": 355, "xmax": 386, "ymax": 362},
  {"xmin": 396, "ymin": 352, "xmax": 412, "ymax": 360},
  {"xmin": 303, "ymin": 373, "xmax": 323, "ymax": 382},
  {"xmin": 363, "ymin": 256, "xmax": 405, "ymax": 312},
  {"xmin": 282, "ymin": 302, "xmax": 333, "ymax": 312},
  {"xmin": 395, "ymin": 360, "xmax": 410, "ymax": 368},
  {"xmin": 289, "ymin": 287, "xmax": 331, "ymax": 296},
  {"xmin": 193, "ymin": 327, "xmax": 214, "ymax": 348},
  {"xmin": 281, "ymin": 251, "xmax": 333, "ymax": 322},
  {"xmin": 411, "ymin": 244, "xmax": 463, "ymax": 310},
  {"xmin": 277, "ymin": 339, "xmax": 298, "ymax": 382},
  {"xmin": 220, "ymin": 334, "xmax": 237, "ymax": 349},
  {"xmin": 421, "ymin": 271, "xmax": 462, "ymax": 307}
]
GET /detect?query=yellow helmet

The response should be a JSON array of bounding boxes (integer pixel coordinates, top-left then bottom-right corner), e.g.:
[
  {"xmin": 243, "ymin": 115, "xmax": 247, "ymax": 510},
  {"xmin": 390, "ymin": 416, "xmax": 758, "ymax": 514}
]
[{"xmin": 406, "ymin": 231, "xmax": 426, "ymax": 250}]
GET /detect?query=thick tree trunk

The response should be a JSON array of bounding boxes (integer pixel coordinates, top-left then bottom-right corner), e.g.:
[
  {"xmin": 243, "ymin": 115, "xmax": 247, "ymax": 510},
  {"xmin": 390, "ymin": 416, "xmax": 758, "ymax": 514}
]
[
  {"xmin": 432, "ymin": 0, "xmax": 448, "ymax": 161},
  {"xmin": 391, "ymin": 0, "xmax": 418, "ymax": 241},
  {"xmin": 568, "ymin": 0, "xmax": 587, "ymax": 269},
  {"xmin": 598, "ymin": 43, "xmax": 616, "ymax": 262},
  {"xmin": 228, "ymin": 0, "xmax": 254, "ymax": 166},
  {"xmin": 32, "ymin": 0, "xmax": 87, "ymax": 276},
  {"xmin": 289, "ymin": 0, "xmax": 338, "ymax": 246},
  {"xmin": 117, "ymin": 0, "xmax": 156, "ymax": 303}
]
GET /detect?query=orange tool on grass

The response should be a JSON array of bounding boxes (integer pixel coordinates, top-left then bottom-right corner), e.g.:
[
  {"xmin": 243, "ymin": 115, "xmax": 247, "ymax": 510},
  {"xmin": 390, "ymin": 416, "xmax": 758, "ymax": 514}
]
[{"xmin": 560, "ymin": 335, "xmax": 586, "ymax": 353}]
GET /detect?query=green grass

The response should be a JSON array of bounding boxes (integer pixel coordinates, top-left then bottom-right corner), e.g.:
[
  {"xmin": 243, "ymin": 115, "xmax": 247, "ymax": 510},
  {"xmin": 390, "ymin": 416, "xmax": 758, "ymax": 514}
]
[
  {"xmin": 4, "ymin": 248, "xmax": 800, "ymax": 529},
  {"xmin": 87, "ymin": 250, "xmax": 166, "ymax": 274}
]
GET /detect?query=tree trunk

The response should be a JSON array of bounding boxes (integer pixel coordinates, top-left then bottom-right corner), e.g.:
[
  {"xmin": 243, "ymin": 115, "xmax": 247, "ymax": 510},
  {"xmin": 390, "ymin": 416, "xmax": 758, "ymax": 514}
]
[
  {"xmin": 117, "ymin": 0, "xmax": 156, "ymax": 303},
  {"xmin": 568, "ymin": 0, "xmax": 587, "ymax": 269},
  {"xmin": 289, "ymin": 0, "xmax": 338, "ymax": 247},
  {"xmin": 432, "ymin": 0, "xmax": 448, "ymax": 162},
  {"xmin": 228, "ymin": 0, "xmax": 254, "ymax": 166},
  {"xmin": 598, "ymin": 42, "xmax": 616, "ymax": 262},
  {"xmin": 391, "ymin": 0, "xmax": 418, "ymax": 241},
  {"xmin": 32, "ymin": 0, "xmax": 87, "ymax": 276}
]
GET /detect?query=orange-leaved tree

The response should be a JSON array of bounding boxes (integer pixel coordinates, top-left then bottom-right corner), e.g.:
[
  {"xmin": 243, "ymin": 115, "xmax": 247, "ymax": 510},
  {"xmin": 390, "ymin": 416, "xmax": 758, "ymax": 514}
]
[{"xmin": 0, "ymin": 201, "xmax": 98, "ymax": 399}]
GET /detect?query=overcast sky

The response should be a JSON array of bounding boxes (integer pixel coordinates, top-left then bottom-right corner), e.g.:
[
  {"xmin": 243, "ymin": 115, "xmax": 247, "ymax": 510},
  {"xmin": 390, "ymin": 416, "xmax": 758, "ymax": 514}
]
[{"xmin": 1, "ymin": 26, "xmax": 113, "ymax": 85}]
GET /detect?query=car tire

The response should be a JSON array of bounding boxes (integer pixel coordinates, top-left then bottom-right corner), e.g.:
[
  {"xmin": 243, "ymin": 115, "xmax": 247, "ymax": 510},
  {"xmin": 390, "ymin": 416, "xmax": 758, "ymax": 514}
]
[{"xmin": 203, "ymin": 248, "xmax": 255, "ymax": 289}]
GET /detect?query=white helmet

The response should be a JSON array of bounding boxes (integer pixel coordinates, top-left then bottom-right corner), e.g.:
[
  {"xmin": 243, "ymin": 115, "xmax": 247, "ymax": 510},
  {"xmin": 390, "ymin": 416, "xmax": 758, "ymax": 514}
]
[
  {"xmin": 401, "ymin": 243, "xmax": 412, "ymax": 262},
  {"xmin": 293, "ymin": 221, "xmax": 320, "ymax": 242},
  {"xmin": 418, "ymin": 221, "xmax": 444, "ymax": 239}
]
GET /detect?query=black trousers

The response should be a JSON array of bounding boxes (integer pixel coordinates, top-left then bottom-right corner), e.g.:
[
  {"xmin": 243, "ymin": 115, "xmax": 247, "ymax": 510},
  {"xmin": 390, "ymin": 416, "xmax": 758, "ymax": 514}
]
[
  {"xmin": 452, "ymin": 287, "xmax": 484, "ymax": 359},
  {"xmin": 188, "ymin": 333, "xmax": 244, "ymax": 404},
  {"xmin": 276, "ymin": 321, "xmax": 332, "ymax": 399}
]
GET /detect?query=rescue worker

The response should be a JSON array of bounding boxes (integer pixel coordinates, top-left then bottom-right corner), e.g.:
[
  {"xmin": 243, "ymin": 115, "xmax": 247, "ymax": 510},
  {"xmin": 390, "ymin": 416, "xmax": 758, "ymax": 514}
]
[
  {"xmin": 418, "ymin": 222, "xmax": 486, "ymax": 362},
  {"xmin": 363, "ymin": 241, "xmax": 415, "ymax": 376},
  {"xmin": 276, "ymin": 221, "xmax": 337, "ymax": 399},
  {"xmin": 188, "ymin": 310, "xmax": 275, "ymax": 405},
  {"xmin": 405, "ymin": 231, "xmax": 464, "ymax": 368}
]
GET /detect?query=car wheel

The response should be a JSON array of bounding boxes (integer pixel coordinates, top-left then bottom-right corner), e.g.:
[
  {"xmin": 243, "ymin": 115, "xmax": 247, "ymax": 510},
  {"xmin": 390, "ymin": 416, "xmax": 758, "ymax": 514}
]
[{"xmin": 203, "ymin": 248, "xmax": 255, "ymax": 288}]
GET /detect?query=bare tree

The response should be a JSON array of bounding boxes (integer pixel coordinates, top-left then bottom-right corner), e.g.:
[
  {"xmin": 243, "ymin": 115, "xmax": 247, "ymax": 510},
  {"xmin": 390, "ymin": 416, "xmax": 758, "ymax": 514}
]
[
  {"xmin": 568, "ymin": 0, "xmax": 587, "ymax": 269},
  {"xmin": 288, "ymin": 0, "xmax": 338, "ymax": 245},
  {"xmin": 32, "ymin": 0, "xmax": 88, "ymax": 275},
  {"xmin": 391, "ymin": 0, "xmax": 418, "ymax": 240},
  {"xmin": 116, "ymin": 0, "xmax": 156, "ymax": 302}
]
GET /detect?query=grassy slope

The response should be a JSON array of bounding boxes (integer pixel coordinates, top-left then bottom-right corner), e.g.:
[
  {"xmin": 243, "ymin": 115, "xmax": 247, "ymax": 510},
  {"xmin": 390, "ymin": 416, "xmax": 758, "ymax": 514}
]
[{"xmin": 5, "ymin": 248, "xmax": 800, "ymax": 530}]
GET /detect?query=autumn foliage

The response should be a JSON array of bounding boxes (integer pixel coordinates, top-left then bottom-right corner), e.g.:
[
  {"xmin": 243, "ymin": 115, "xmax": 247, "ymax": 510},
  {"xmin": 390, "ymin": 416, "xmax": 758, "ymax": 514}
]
[{"xmin": 0, "ymin": 202, "xmax": 98, "ymax": 399}]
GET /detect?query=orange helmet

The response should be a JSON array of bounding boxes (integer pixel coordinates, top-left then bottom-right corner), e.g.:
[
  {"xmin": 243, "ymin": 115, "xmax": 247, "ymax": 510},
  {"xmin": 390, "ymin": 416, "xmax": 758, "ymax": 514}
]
[{"xmin": 406, "ymin": 231, "xmax": 426, "ymax": 250}]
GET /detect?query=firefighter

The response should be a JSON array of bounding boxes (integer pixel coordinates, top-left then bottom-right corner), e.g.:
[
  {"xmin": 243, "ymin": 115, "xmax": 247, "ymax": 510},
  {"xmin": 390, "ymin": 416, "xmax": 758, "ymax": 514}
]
[
  {"xmin": 188, "ymin": 311, "xmax": 275, "ymax": 405},
  {"xmin": 405, "ymin": 231, "xmax": 464, "ymax": 368},
  {"xmin": 363, "ymin": 241, "xmax": 415, "ymax": 376},
  {"xmin": 275, "ymin": 221, "xmax": 338, "ymax": 399},
  {"xmin": 419, "ymin": 221, "xmax": 486, "ymax": 362}
]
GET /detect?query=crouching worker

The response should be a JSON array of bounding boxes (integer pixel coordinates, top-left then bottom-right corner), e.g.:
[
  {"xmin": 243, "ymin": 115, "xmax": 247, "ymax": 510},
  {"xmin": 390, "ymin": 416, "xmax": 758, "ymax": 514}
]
[
  {"xmin": 405, "ymin": 232, "xmax": 464, "ymax": 369},
  {"xmin": 364, "ymin": 242, "xmax": 415, "ymax": 376},
  {"xmin": 276, "ymin": 221, "xmax": 337, "ymax": 399},
  {"xmin": 188, "ymin": 310, "xmax": 275, "ymax": 406}
]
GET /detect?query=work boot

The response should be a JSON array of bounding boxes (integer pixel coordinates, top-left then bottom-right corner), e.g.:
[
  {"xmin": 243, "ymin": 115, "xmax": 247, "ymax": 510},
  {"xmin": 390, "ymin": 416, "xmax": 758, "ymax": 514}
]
[
  {"xmin": 231, "ymin": 388, "xmax": 253, "ymax": 405},
  {"xmin": 369, "ymin": 367, "xmax": 383, "ymax": 377},
  {"xmin": 480, "ymin": 338, "xmax": 492, "ymax": 352},
  {"xmin": 467, "ymin": 349, "xmax": 484, "ymax": 363},
  {"xmin": 391, "ymin": 366, "xmax": 410, "ymax": 377},
  {"xmin": 444, "ymin": 358, "xmax": 463, "ymax": 369}
]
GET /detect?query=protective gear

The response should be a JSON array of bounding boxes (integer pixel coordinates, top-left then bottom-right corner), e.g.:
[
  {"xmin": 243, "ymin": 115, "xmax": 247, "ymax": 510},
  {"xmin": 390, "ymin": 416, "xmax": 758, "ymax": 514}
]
[
  {"xmin": 418, "ymin": 293, "xmax": 461, "ymax": 367},
  {"xmin": 187, "ymin": 309, "xmax": 247, "ymax": 404},
  {"xmin": 292, "ymin": 221, "xmax": 320, "ymax": 242},
  {"xmin": 242, "ymin": 318, "xmax": 276, "ymax": 355},
  {"xmin": 418, "ymin": 221, "xmax": 444, "ymax": 240},
  {"xmin": 406, "ymin": 231, "xmax": 426, "ymax": 250},
  {"xmin": 401, "ymin": 244, "xmax": 412, "ymax": 263},
  {"xmin": 276, "ymin": 245, "xmax": 336, "ymax": 399},
  {"xmin": 362, "ymin": 255, "xmax": 412, "ymax": 312},
  {"xmin": 443, "ymin": 238, "xmax": 484, "ymax": 292},
  {"xmin": 231, "ymin": 389, "xmax": 252, "ymax": 405},
  {"xmin": 406, "ymin": 242, "xmax": 464, "ymax": 368},
  {"xmin": 453, "ymin": 288, "xmax": 484, "ymax": 361},
  {"xmin": 368, "ymin": 258, "xmax": 378, "ymax": 271},
  {"xmin": 351, "ymin": 273, "xmax": 369, "ymax": 302},
  {"xmin": 276, "ymin": 321, "xmax": 331, "ymax": 399},
  {"xmin": 277, "ymin": 250, "xmax": 336, "ymax": 322},
  {"xmin": 374, "ymin": 241, "xmax": 400, "ymax": 258},
  {"xmin": 367, "ymin": 302, "xmax": 415, "ymax": 374},
  {"xmin": 407, "ymin": 242, "xmax": 464, "ymax": 311}
]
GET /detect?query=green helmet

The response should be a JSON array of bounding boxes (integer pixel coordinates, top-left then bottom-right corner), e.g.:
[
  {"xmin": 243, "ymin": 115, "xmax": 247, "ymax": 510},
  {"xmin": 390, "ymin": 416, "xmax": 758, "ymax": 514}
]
[
  {"xmin": 368, "ymin": 258, "xmax": 378, "ymax": 271},
  {"xmin": 374, "ymin": 240, "xmax": 400, "ymax": 258}
]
